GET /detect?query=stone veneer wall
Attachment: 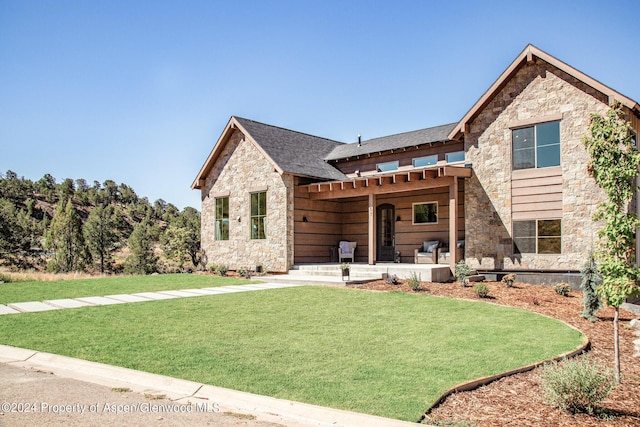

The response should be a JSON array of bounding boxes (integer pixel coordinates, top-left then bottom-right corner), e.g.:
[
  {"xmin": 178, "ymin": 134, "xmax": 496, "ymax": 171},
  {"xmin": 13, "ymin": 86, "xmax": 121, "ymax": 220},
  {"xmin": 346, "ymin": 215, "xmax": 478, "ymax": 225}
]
[
  {"xmin": 200, "ymin": 129, "xmax": 293, "ymax": 272},
  {"xmin": 465, "ymin": 60, "xmax": 609, "ymax": 271}
]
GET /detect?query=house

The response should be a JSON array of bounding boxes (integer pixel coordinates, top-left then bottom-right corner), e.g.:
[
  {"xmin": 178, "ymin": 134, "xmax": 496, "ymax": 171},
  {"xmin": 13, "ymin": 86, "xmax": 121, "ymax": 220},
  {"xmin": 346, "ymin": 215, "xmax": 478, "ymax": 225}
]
[{"xmin": 192, "ymin": 44, "xmax": 640, "ymax": 281}]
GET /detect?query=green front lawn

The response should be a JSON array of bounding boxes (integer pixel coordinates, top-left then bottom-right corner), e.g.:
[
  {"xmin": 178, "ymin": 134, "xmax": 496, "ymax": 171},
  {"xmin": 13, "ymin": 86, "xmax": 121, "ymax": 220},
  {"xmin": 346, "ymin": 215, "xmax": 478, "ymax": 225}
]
[
  {"xmin": 0, "ymin": 286, "xmax": 584, "ymax": 421},
  {"xmin": 0, "ymin": 274, "xmax": 252, "ymax": 304}
]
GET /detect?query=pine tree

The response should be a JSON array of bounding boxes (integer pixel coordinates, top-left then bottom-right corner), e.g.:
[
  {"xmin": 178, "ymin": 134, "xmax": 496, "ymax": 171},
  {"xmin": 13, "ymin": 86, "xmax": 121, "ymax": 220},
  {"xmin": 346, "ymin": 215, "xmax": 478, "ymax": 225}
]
[
  {"xmin": 124, "ymin": 219, "xmax": 157, "ymax": 274},
  {"xmin": 84, "ymin": 204, "xmax": 119, "ymax": 273},
  {"xmin": 46, "ymin": 199, "xmax": 89, "ymax": 272},
  {"xmin": 580, "ymin": 252, "xmax": 602, "ymax": 322}
]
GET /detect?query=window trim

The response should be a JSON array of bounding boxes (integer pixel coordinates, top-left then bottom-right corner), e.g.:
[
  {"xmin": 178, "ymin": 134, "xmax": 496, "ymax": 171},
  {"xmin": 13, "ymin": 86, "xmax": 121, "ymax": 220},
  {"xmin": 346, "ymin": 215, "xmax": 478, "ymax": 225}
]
[
  {"xmin": 250, "ymin": 191, "xmax": 267, "ymax": 240},
  {"xmin": 412, "ymin": 201, "xmax": 438, "ymax": 225},
  {"xmin": 413, "ymin": 155, "xmax": 438, "ymax": 169},
  {"xmin": 214, "ymin": 196, "xmax": 229, "ymax": 241},
  {"xmin": 376, "ymin": 160, "xmax": 399, "ymax": 173},
  {"xmin": 512, "ymin": 120, "xmax": 561, "ymax": 170},
  {"xmin": 513, "ymin": 218, "xmax": 562, "ymax": 255}
]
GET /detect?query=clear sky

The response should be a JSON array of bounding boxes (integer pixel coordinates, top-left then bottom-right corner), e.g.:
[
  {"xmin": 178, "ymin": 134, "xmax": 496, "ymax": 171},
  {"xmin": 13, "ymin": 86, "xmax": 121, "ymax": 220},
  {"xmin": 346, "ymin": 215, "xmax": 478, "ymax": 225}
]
[{"xmin": 1, "ymin": 0, "xmax": 639, "ymax": 210}]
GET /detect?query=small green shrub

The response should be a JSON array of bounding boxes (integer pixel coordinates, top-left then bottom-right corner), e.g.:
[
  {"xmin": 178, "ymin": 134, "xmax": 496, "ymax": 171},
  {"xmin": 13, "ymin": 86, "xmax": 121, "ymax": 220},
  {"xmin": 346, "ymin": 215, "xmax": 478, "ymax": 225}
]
[
  {"xmin": 455, "ymin": 260, "xmax": 471, "ymax": 287},
  {"xmin": 540, "ymin": 356, "xmax": 615, "ymax": 414},
  {"xmin": 501, "ymin": 273, "xmax": 517, "ymax": 288},
  {"xmin": 206, "ymin": 263, "xmax": 218, "ymax": 273},
  {"xmin": 554, "ymin": 283, "xmax": 571, "ymax": 297},
  {"xmin": 473, "ymin": 283, "xmax": 489, "ymax": 298},
  {"xmin": 238, "ymin": 267, "xmax": 251, "ymax": 279},
  {"xmin": 0, "ymin": 273, "xmax": 12, "ymax": 283},
  {"xmin": 407, "ymin": 271, "xmax": 421, "ymax": 290},
  {"xmin": 215, "ymin": 264, "xmax": 228, "ymax": 276}
]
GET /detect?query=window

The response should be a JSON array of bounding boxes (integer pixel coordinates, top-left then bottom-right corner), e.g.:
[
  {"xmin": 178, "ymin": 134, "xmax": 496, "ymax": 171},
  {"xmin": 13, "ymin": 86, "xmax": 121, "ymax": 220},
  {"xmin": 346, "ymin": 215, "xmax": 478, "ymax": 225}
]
[
  {"xmin": 413, "ymin": 202, "xmax": 438, "ymax": 224},
  {"xmin": 377, "ymin": 161, "xmax": 399, "ymax": 172},
  {"xmin": 250, "ymin": 192, "xmax": 266, "ymax": 239},
  {"xmin": 215, "ymin": 197, "xmax": 229, "ymax": 241},
  {"xmin": 513, "ymin": 219, "xmax": 561, "ymax": 254},
  {"xmin": 413, "ymin": 155, "xmax": 438, "ymax": 168},
  {"xmin": 446, "ymin": 151, "xmax": 465, "ymax": 163},
  {"xmin": 513, "ymin": 121, "xmax": 560, "ymax": 170}
]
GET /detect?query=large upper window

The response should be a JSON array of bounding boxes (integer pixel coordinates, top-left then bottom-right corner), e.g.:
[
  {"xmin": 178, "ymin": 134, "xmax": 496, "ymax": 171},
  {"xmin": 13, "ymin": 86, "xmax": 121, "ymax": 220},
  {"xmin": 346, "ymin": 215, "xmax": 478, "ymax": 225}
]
[
  {"xmin": 250, "ymin": 192, "xmax": 266, "ymax": 239},
  {"xmin": 512, "ymin": 121, "xmax": 560, "ymax": 170},
  {"xmin": 513, "ymin": 219, "xmax": 561, "ymax": 254},
  {"xmin": 377, "ymin": 161, "xmax": 399, "ymax": 172},
  {"xmin": 446, "ymin": 151, "xmax": 465, "ymax": 163},
  {"xmin": 413, "ymin": 155, "xmax": 438, "ymax": 168},
  {"xmin": 413, "ymin": 202, "xmax": 438, "ymax": 224},
  {"xmin": 215, "ymin": 197, "xmax": 229, "ymax": 241}
]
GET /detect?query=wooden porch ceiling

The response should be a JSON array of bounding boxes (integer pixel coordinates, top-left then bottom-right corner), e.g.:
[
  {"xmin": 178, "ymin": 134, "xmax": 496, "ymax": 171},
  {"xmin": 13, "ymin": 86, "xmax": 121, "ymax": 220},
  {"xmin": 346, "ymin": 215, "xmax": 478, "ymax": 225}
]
[{"xmin": 298, "ymin": 166, "xmax": 472, "ymax": 200}]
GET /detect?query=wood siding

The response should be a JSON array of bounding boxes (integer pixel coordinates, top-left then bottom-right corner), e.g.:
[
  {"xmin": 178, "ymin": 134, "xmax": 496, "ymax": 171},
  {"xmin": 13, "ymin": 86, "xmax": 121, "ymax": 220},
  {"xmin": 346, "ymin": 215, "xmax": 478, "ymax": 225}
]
[{"xmin": 512, "ymin": 166, "xmax": 563, "ymax": 220}]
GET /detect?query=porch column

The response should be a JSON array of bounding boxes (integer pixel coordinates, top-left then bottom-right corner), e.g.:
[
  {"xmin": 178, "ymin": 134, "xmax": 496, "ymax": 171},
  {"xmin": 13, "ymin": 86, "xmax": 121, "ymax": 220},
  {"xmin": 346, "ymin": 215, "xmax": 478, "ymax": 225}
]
[
  {"xmin": 368, "ymin": 193, "xmax": 376, "ymax": 265},
  {"xmin": 449, "ymin": 177, "xmax": 459, "ymax": 273}
]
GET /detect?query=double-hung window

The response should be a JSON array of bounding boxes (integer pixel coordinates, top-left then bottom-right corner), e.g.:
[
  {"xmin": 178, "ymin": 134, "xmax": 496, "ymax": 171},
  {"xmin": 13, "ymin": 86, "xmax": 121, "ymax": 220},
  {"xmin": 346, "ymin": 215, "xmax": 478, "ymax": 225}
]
[
  {"xmin": 513, "ymin": 219, "xmax": 561, "ymax": 254},
  {"xmin": 512, "ymin": 121, "xmax": 560, "ymax": 170},
  {"xmin": 215, "ymin": 197, "xmax": 229, "ymax": 241},
  {"xmin": 250, "ymin": 192, "xmax": 267, "ymax": 239}
]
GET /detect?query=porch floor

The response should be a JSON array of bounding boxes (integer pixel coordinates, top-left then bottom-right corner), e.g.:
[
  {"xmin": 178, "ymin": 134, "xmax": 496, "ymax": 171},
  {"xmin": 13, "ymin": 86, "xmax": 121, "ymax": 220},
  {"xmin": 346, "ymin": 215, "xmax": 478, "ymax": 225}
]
[{"xmin": 262, "ymin": 263, "xmax": 452, "ymax": 285}]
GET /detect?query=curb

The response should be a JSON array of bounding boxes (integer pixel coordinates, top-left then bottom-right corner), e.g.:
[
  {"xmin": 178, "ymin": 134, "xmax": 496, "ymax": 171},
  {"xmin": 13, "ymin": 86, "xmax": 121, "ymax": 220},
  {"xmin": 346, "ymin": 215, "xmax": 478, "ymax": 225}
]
[{"xmin": 0, "ymin": 344, "xmax": 421, "ymax": 427}]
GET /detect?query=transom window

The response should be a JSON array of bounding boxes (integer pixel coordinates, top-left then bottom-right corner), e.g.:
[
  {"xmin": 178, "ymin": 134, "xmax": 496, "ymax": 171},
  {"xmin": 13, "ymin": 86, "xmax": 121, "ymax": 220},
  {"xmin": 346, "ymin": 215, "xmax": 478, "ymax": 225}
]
[
  {"xmin": 446, "ymin": 151, "xmax": 465, "ymax": 163},
  {"xmin": 250, "ymin": 192, "xmax": 267, "ymax": 239},
  {"xmin": 215, "ymin": 197, "xmax": 229, "ymax": 241},
  {"xmin": 513, "ymin": 219, "xmax": 561, "ymax": 254},
  {"xmin": 413, "ymin": 202, "xmax": 438, "ymax": 224},
  {"xmin": 377, "ymin": 161, "xmax": 399, "ymax": 172},
  {"xmin": 413, "ymin": 155, "xmax": 438, "ymax": 168},
  {"xmin": 513, "ymin": 121, "xmax": 560, "ymax": 170}
]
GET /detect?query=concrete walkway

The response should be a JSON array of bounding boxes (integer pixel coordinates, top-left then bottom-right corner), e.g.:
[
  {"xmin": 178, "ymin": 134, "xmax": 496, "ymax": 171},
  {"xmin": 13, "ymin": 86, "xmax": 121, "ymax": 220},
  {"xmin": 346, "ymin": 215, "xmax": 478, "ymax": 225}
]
[
  {"xmin": 0, "ymin": 282, "xmax": 422, "ymax": 426},
  {"xmin": 0, "ymin": 282, "xmax": 302, "ymax": 315}
]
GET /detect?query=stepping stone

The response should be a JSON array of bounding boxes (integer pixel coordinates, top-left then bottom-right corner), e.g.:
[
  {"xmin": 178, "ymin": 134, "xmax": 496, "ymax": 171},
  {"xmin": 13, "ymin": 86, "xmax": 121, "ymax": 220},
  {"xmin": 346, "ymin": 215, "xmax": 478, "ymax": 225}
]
[
  {"xmin": 44, "ymin": 299, "xmax": 94, "ymax": 309},
  {"xmin": 75, "ymin": 296, "xmax": 127, "ymax": 306},
  {"xmin": 180, "ymin": 288, "xmax": 223, "ymax": 295},
  {"xmin": 0, "ymin": 304, "xmax": 21, "ymax": 315},
  {"xmin": 215, "ymin": 286, "xmax": 257, "ymax": 292},
  {"xmin": 8, "ymin": 301, "xmax": 60, "ymax": 313},
  {"xmin": 131, "ymin": 292, "xmax": 179, "ymax": 300},
  {"xmin": 156, "ymin": 290, "xmax": 203, "ymax": 298},
  {"xmin": 104, "ymin": 294, "xmax": 151, "ymax": 303}
]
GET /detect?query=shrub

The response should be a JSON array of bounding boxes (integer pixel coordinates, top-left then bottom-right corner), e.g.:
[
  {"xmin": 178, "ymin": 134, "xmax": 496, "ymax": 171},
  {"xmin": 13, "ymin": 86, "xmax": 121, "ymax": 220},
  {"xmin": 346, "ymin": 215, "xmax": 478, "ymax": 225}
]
[
  {"xmin": 473, "ymin": 283, "xmax": 489, "ymax": 298},
  {"xmin": 501, "ymin": 273, "xmax": 517, "ymax": 288},
  {"xmin": 580, "ymin": 253, "xmax": 602, "ymax": 322},
  {"xmin": 215, "ymin": 264, "xmax": 228, "ymax": 276},
  {"xmin": 238, "ymin": 267, "xmax": 251, "ymax": 279},
  {"xmin": 385, "ymin": 274, "xmax": 399, "ymax": 285},
  {"xmin": 0, "ymin": 272, "xmax": 12, "ymax": 283},
  {"xmin": 540, "ymin": 356, "xmax": 616, "ymax": 414},
  {"xmin": 455, "ymin": 260, "xmax": 471, "ymax": 287},
  {"xmin": 206, "ymin": 263, "xmax": 219, "ymax": 273},
  {"xmin": 554, "ymin": 283, "xmax": 571, "ymax": 297},
  {"xmin": 407, "ymin": 271, "xmax": 421, "ymax": 290}
]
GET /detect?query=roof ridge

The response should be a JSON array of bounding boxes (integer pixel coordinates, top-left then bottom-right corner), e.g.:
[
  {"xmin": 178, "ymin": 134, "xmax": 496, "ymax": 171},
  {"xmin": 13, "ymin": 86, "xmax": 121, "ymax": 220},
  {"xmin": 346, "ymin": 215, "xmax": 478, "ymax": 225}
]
[
  {"xmin": 233, "ymin": 116, "xmax": 345, "ymax": 145},
  {"xmin": 358, "ymin": 122, "xmax": 457, "ymax": 144}
]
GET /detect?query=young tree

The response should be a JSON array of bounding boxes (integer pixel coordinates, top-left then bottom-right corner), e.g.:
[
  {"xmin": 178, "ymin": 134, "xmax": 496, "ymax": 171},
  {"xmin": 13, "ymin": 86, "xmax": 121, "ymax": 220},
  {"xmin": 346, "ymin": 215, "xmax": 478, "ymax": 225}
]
[
  {"xmin": 84, "ymin": 204, "xmax": 119, "ymax": 273},
  {"xmin": 582, "ymin": 102, "xmax": 640, "ymax": 382},
  {"xmin": 580, "ymin": 252, "xmax": 602, "ymax": 322},
  {"xmin": 46, "ymin": 199, "xmax": 89, "ymax": 272}
]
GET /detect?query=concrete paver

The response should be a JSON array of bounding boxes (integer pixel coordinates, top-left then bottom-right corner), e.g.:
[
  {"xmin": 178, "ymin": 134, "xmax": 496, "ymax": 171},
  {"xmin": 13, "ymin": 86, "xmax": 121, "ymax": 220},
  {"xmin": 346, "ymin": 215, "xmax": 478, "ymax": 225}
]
[
  {"xmin": 75, "ymin": 296, "xmax": 128, "ymax": 306},
  {"xmin": 0, "ymin": 304, "xmax": 21, "ymax": 315},
  {"xmin": 103, "ymin": 294, "xmax": 152, "ymax": 303},
  {"xmin": 131, "ymin": 291, "xmax": 179, "ymax": 300},
  {"xmin": 156, "ymin": 290, "xmax": 203, "ymax": 298},
  {"xmin": 43, "ymin": 298, "xmax": 95, "ymax": 309},
  {"xmin": 8, "ymin": 301, "xmax": 60, "ymax": 313}
]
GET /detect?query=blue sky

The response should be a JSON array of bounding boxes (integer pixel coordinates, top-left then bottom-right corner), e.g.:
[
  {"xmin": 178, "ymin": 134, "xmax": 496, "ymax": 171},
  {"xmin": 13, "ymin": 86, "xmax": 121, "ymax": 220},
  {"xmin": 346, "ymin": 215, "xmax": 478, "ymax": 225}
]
[{"xmin": 1, "ymin": 0, "xmax": 639, "ymax": 210}]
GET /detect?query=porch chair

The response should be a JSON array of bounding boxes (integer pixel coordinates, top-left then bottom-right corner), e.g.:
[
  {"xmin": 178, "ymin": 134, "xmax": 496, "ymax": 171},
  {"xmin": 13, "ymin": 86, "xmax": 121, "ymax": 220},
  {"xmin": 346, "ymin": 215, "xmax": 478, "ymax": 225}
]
[
  {"xmin": 338, "ymin": 241, "xmax": 357, "ymax": 263},
  {"xmin": 414, "ymin": 240, "xmax": 442, "ymax": 264}
]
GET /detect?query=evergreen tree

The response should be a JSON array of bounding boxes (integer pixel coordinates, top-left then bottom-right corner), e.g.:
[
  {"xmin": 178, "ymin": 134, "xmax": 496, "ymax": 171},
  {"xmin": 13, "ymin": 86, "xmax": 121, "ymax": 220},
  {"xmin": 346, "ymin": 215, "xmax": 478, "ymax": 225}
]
[
  {"xmin": 124, "ymin": 219, "xmax": 157, "ymax": 274},
  {"xmin": 84, "ymin": 204, "xmax": 119, "ymax": 273},
  {"xmin": 580, "ymin": 252, "xmax": 602, "ymax": 322}
]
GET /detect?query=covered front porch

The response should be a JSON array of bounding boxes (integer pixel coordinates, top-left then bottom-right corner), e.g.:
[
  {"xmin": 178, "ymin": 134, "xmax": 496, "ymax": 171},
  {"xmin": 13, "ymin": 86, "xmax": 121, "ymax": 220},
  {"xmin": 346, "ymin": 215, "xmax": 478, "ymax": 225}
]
[{"xmin": 294, "ymin": 165, "xmax": 472, "ymax": 273}]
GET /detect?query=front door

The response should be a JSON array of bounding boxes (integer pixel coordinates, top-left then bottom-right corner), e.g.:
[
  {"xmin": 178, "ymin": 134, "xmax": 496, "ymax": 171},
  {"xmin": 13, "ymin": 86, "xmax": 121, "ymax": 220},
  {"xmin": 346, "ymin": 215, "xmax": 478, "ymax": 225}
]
[{"xmin": 376, "ymin": 204, "xmax": 395, "ymax": 262}]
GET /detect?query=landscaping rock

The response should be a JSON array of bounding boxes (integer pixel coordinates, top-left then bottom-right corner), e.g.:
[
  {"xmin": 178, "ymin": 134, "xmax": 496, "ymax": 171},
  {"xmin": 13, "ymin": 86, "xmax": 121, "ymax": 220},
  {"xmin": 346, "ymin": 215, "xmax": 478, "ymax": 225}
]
[
  {"xmin": 630, "ymin": 318, "xmax": 640, "ymax": 329},
  {"xmin": 467, "ymin": 275, "xmax": 486, "ymax": 282}
]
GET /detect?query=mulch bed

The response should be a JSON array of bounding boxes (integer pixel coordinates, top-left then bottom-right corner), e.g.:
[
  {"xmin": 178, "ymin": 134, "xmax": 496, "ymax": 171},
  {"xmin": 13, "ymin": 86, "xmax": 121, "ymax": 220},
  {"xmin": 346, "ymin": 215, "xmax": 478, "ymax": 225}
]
[{"xmin": 348, "ymin": 279, "xmax": 640, "ymax": 426}]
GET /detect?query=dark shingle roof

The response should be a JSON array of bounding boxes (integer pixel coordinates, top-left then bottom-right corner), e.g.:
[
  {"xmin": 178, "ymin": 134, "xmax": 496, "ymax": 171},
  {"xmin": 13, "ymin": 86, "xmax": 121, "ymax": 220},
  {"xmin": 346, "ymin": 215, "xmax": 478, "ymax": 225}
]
[
  {"xmin": 234, "ymin": 117, "xmax": 348, "ymax": 181},
  {"xmin": 325, "ymin": 123, "xmax": 457, "ymax": 161}
]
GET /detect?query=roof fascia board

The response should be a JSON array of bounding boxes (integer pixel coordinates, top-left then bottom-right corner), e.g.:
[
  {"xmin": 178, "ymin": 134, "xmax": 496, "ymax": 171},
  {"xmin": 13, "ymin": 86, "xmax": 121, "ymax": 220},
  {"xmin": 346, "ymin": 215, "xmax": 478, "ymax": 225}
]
[
  {"xmin": 191, "ymin": 117, "xmax": 238, "ymax": 189},
  {"xmin": 448, "ymin": 44, "xmax": 640, "ymax": 140}
]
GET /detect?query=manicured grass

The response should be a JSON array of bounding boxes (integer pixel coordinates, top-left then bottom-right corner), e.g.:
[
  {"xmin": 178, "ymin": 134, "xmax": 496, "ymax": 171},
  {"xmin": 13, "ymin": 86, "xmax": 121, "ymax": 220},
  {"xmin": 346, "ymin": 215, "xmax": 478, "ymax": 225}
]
[
  {"xmin": 0, "ymin": 286, "xmax": 584, "ymax": 421},
  {"xmin": 0, "ymin": 274, "xmax": 252, "ymax": 304}
]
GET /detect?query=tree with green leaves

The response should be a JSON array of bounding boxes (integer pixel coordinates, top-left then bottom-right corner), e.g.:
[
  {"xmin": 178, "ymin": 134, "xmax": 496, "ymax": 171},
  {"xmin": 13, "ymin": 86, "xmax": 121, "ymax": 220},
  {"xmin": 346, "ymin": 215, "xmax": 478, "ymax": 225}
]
[
  {"xmin": 161, "ymin": 207, "xmax": 201, "ymax": 269},
  {"xmin": 46, "ymin": 199, "xmax": 90, "ymax": 272},
  {"xmin": 84, "ymin": 204, "xmax": 119, "ymax": 273},
  {"xmin": 582, "ymin": 101, "xmax": 640, "ymax": 383},
  {"xmin": 124, "ymin": 219, "xmax": 158, "ymax": 274}
]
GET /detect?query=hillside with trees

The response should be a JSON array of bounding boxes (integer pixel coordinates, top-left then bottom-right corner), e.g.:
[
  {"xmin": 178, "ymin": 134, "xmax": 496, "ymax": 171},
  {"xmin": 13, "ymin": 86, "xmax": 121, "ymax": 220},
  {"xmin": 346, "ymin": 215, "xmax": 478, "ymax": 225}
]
[{"xmin": 0, "ymin": 170, "xmax": 200, "ymax": 274}]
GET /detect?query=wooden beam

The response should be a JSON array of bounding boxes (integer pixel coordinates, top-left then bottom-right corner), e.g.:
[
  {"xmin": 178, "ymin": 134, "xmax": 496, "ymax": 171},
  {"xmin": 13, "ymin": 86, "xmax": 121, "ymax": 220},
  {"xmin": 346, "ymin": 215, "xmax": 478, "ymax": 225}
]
[
  {"xmin": 368, "ymin": 193, "xmax": 376, "ymax": 265},
  {"xmin": 449, "ymin": 177, "xmax": 459, "ymax": 274},
  {"xmin": 308, "ymin": 176, "xmax": 454, "ymax": 200}
]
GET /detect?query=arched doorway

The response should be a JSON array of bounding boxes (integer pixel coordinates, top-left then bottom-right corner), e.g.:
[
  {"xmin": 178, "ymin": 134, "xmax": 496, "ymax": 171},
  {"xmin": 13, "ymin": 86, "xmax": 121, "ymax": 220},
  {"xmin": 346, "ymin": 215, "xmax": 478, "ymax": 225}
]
[{"xmin": 376, "ymin": 203, "xmax": 395, "ymax": 262}]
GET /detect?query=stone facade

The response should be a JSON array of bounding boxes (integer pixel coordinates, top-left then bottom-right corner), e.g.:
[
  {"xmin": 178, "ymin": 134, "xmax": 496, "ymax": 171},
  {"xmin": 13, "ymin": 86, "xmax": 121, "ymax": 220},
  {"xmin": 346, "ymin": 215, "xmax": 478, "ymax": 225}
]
[
  {"xmin": 465, "ymin": 61, "xmax": 609, "ymax": 271},
  {"xmin": 200, "ymin": 130, "xmax": 293, "ymax": 272}
]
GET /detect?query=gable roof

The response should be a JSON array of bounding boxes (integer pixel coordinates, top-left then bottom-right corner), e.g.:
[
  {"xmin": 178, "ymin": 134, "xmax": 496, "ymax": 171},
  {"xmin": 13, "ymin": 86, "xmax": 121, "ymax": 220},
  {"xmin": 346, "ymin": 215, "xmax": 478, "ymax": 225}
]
[
  {"xmin": 449, "ymin": 44, "xmax": 640, "ymax": 141},
  {"xmin": 192, "ymin": 117, "xmax": 347, "ymax": 189},
  {"xmin": 325, "ymin": 123, "xmax": 457, "ymax": 161}
]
